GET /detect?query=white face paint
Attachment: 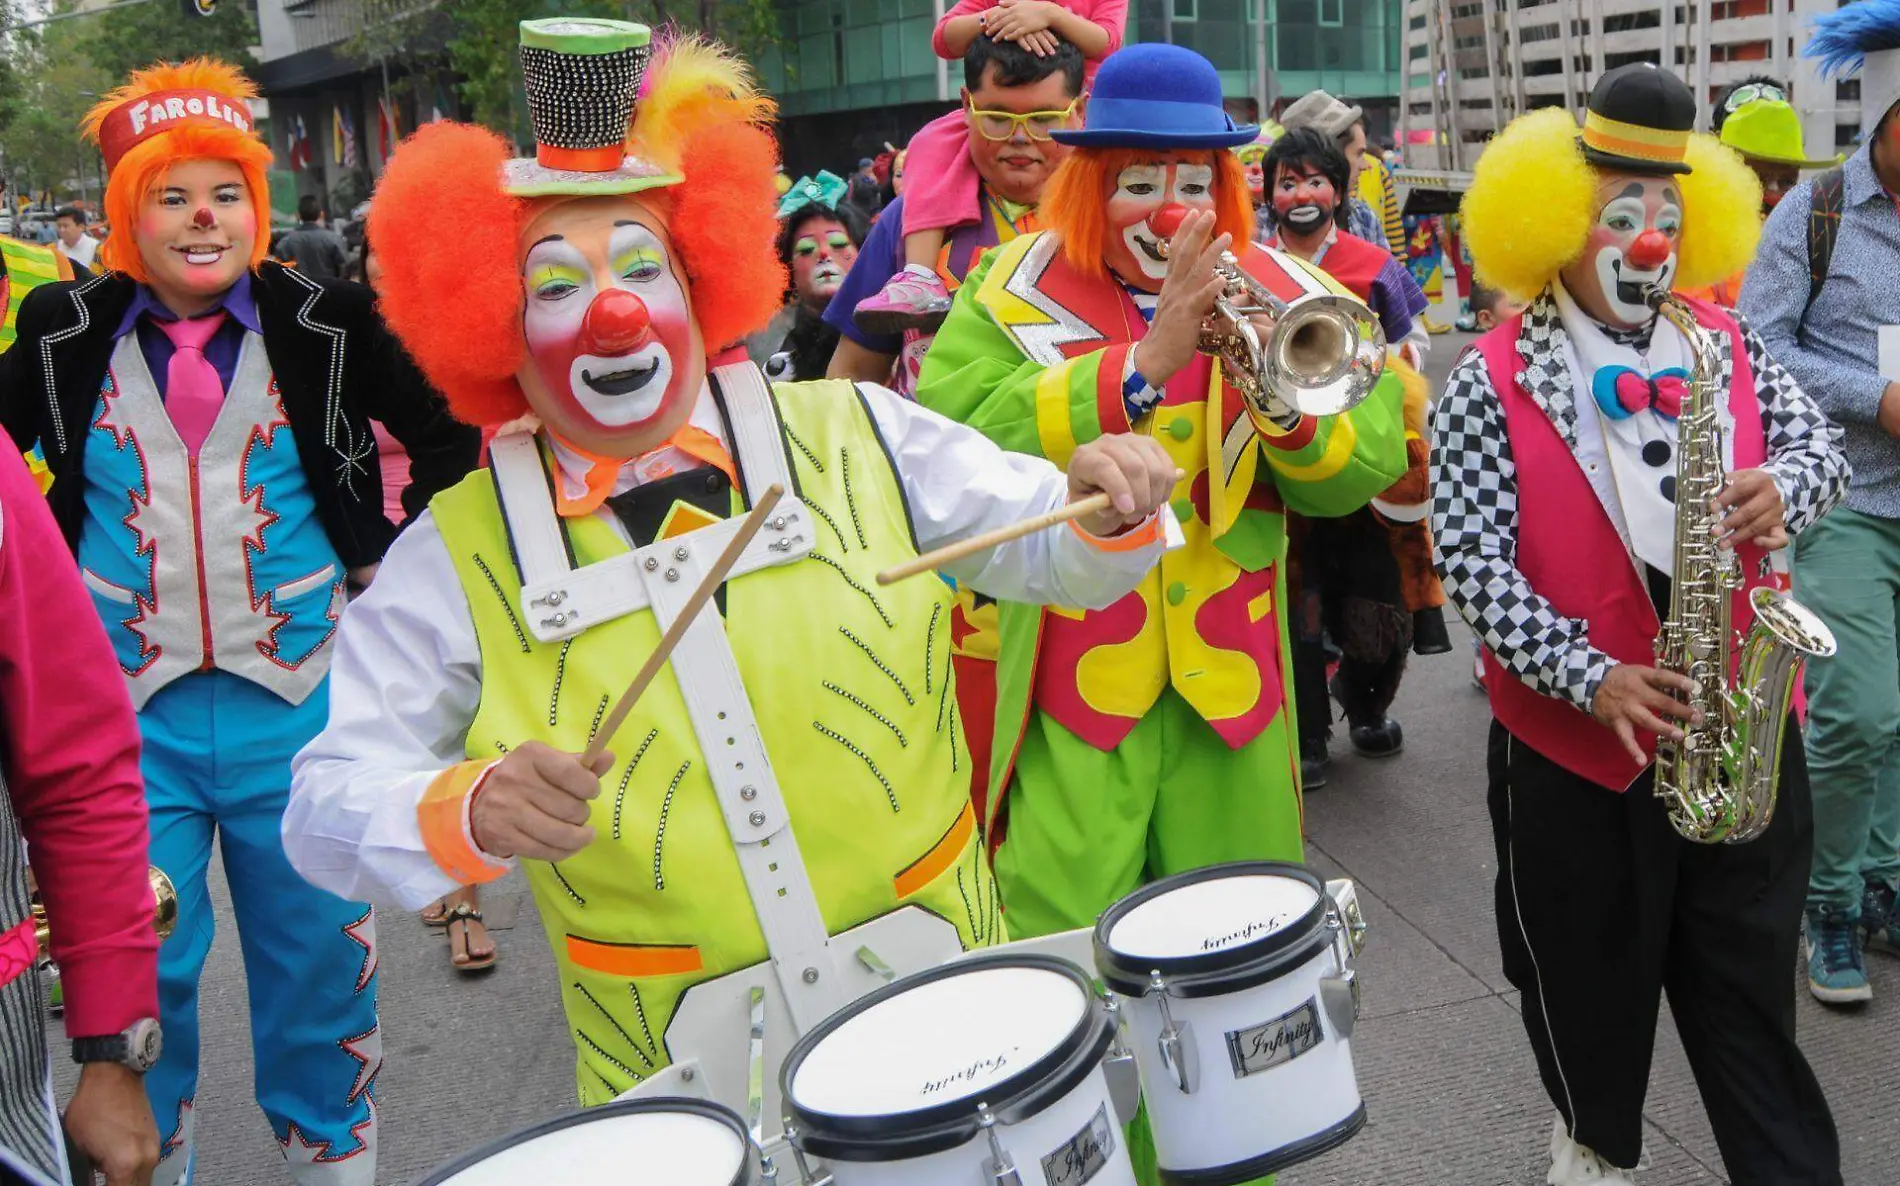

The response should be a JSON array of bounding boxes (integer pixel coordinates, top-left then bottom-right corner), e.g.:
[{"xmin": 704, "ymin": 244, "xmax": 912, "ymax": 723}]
[
  {"xmin": 1114, "ymin": 164, "xmax": 1173, "ymax": 282},
  {"xmin": 1172, "ymin": 164, "xmax": 1214, "ymax": 203},
  {"xmin": 522, "ymin": 220, "xmax": 686, "ymax": 430},
  {"xmin": 1580, "ymin": 188, "xmax": 1682, "ymax": 326}
]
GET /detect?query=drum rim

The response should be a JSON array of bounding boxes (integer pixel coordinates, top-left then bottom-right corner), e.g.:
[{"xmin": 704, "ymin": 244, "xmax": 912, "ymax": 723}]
[
  {"xmin": 780, "ymin": 952, "xmax": 1113, "ymax": 1163},
  {"xmin": 408, "ymin": 1096, "xmax": 761, "ymax": 1186},
  {"xmin": 1092, "ymin": 861, "xmax": 1330, "ymax": 999}
]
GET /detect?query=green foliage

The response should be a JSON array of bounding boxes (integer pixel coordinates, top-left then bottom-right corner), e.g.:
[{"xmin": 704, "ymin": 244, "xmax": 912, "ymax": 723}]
[
  {"xmin": 76, "ymin": 0, "xmax": 258, "ymax": 82},
  {"xmin": 1, "ymin": 5, "xmax": 112, "ymax": 201}
]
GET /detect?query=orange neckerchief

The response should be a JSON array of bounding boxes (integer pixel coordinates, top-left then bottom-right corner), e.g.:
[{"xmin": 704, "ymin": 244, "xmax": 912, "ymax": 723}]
[{"xmin": 551, "ymin": 424, "xmax": 739, "ymax": 518}]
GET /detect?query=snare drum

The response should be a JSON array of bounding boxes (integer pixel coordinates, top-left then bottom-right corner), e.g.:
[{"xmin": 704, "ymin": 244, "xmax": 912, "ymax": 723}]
[
  {"xmin": 413, "ymin": 1096, "xmax": 762, "ymax": 1185},
  {"xmin": 782, "ymin": 953, "xmax": 1136, "ymax": 1186},
  {"xmin": 1094, "ymin": 862, "xmax": 1366, "ymax": 1184}
]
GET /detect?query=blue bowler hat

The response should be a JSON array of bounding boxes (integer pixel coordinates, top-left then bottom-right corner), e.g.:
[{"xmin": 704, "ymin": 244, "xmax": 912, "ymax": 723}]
[{"xmin": 1052, "ymin": 44, "xmax": 1257, "ymax": 149}]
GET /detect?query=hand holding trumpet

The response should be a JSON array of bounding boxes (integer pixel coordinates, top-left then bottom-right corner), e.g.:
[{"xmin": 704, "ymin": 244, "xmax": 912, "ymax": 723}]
[{"xmin": 1133, "ymin": 207, "xmax": 1231, "ymax": 389}]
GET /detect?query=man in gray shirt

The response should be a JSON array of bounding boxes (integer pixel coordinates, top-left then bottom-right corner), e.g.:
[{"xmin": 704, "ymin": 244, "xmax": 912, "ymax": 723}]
[
  {"xmin": 275, "ymin": 194, "xmax": 348, "ymax": 281},
  {"xmin": 1739, "ymin": 22, "xmax": 1900, "ymax": 1007}
]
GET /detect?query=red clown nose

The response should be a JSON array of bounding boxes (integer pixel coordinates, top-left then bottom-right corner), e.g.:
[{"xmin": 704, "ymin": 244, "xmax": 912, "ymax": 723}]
[
  {"xmin": 581, "ymin": 288, "xmax": 652, "ymax": 356},
  {"xmin": 1149, "ymin": 204, "xmax": 1190, "ymax": 239},
  {"xmin": 1625, "ymin": 229, "xmax": 1672, "ymax": 271}
]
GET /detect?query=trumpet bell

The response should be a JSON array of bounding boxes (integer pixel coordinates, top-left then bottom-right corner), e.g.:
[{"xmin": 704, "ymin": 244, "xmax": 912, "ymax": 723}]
[{"xmin": 1263, "ymin": 294, "xmax": 1388, "ymax": 418}]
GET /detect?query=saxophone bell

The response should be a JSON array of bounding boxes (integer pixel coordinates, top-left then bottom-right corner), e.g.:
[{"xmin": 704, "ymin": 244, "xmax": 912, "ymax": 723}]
[{"xmin": 32, "ymin": 865, "xmax": 179, "ymax": 956}]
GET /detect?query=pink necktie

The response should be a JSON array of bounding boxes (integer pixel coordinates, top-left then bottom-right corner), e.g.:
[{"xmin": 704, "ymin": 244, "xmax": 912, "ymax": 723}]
[{"xmin": 155, "ymin": 312, "xmax": 228, "ymax": 455}]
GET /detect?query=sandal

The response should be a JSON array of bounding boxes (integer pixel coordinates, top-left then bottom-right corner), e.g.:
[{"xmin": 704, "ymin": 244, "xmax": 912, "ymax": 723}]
[
  {"xmin": 419, "ymin": 900, "xmax": 450, "ymax": 927},
  {"xmin": 444, "ymin": 902, "xmax": 498, "ymax": 974}
]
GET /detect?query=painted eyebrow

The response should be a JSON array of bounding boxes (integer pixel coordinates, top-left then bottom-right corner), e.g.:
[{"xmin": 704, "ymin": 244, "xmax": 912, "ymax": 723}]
[
  {"xmin": 1662, "ymin": 187, "xmax": 1682, "ymax": 205},
  {"xmin": 1615, "ymin": 183, "xmax": 1645, "ymax": 201},
  {"xmin": 529, "ymin": 234, "xmax": 565, "ymax": 250}
]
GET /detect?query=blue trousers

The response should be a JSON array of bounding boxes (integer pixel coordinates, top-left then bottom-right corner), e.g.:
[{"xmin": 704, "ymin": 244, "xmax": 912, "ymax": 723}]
[{"xmin": 142, "ymin": 672, "xmax": 379, "ymax": 1186}]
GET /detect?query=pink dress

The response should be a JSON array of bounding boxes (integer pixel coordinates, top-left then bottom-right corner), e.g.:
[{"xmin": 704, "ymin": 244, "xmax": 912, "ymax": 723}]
[
  {"xmin": 373, "ymin": 421, "xmax": 410, "ymax": 525},
  {"xmin": 905, "ymin": 0, "xmax": 1125, "ymax": 237}
]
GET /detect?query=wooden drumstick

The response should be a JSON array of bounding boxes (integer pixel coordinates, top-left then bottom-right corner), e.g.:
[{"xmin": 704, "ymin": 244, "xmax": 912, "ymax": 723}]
[
  {"xmin": 581, "ymin": 483, "xmax": 785, "ymax": 767},
  {"xmin": 875, "ymin": 469, "xmax": 1183, "ymax": 586}
]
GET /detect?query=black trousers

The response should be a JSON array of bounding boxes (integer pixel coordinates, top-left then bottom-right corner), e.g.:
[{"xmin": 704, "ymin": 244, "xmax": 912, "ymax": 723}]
[
  {"xmin": 1290, "ymin": 509, "xmax": 1410, "ymax": 743},
  {"xmin": 1488, "ymin": 719, "xmax": 1841, "ymax": 1182}
]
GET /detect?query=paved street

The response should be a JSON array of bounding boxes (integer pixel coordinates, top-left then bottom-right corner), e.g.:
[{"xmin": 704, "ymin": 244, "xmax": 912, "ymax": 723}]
[{"xmin": 50, "ymin": 333, "xmax": 1900, "ymax": 1185}]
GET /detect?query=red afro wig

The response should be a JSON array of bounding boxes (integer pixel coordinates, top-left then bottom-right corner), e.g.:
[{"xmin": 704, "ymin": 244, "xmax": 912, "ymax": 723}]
[
  {"xmin": 83, "ymin": 59, "xmax": 272, "ymax": 282},
  {"xmin": 366, "ymin": 34, "xmax": 785, "ymax": 429},
  {"xmin": 1043, "ymin": 147, "xmax": 1254, "ymax": 279}
]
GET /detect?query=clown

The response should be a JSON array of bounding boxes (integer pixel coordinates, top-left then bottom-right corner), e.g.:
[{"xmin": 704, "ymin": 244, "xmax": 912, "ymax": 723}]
[
  {"xmin": 283, "ymin": 19, "xmax": 1175, "ymax": 1144},
  {"xmin": 746, "ymin": 171, "xmax": 865, "ymax": 382},
  {"xmin": 1257, "ymin": 124, "xmax": 1442, "ymax": 779},
  {"xmin": 0, "ymin": 58, "xmax": 481, "ymax": 1186},
  {"xmin": 918, "ymin": 48, "xmax": 1405, "ymax": 1181},
  {"xmin": 1231, "ymin": 122, "xmax": 1282, "ymax": 224},
  {"xmin": 1437, "ymin": 63, "xmax": 1847, "ymax": 1185}
]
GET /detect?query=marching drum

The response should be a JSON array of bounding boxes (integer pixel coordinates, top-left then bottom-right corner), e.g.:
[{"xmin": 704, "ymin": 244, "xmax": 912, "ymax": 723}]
[
  {"xmin": 1094, "ymin": 862, "xmax": 1368, "ymax": 1185},
  {"xmin": 413, "ymin": 1097, "xmax": 762, "ymax": 1186},
  {"xmin": 781, "ymin": 953, "xmax": 1136, "ymax": 1186}
]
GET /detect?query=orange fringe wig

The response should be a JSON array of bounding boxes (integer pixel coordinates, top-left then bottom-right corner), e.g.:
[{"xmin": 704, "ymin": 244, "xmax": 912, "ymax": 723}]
[
  {"xmin": 1042, "ymin": 147, "xmax": 1255, "ymax": 279},
  {"xmin": 81, "ymin": 59, "xmax": 273, "ymax": 283},
  {"xmin": 369, "ymin": 35, "xmax": 786, "ymax": 428}
]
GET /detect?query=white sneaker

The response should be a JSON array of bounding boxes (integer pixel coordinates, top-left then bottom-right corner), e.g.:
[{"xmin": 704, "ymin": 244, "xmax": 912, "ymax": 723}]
[{"xmin": 1548, "ymin": 1114, "xmax": 1637, "ymax": 1185}]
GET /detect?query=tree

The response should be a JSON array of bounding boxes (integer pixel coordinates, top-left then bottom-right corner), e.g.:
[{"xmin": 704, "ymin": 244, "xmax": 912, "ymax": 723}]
[
  {"xmin": 1, "ymin": 9, "xmax": 111, "ymax": 204},
  {"xmin": 77, "ymin": 0, "xmax": 258, "ymax": 82},
  {"xmin": 347, "ymin": 0, "xmax": 787, "ymax": 143}
]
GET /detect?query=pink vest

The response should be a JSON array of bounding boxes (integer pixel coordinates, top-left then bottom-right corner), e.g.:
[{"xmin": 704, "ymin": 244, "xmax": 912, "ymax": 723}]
[{"xmin": 1473, "ymin": 298, "xmax": 1774, "ymax": 791}]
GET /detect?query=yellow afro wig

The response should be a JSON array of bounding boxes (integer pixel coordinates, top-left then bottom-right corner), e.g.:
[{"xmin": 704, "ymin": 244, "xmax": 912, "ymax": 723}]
[{"xmin": 1460, "ymin": 106, "xmax": 1763, "ymax": 301}]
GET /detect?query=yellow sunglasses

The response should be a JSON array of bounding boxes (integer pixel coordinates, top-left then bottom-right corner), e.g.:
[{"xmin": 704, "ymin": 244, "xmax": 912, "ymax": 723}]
[{"xmin": 964, "ymin": 97, "xmax": 1081, "ymax": 143}]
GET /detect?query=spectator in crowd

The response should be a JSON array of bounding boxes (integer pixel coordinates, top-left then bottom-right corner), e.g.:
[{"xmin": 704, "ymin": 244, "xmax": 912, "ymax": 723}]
[
  {"xmin": 1279, "ymin": 89, "xmax": 1401, "ymax": 254},
  {"xmin": 848, "ymin": 0, "xmax": 1123, "ymax": 333},
  {"xmin": 276, "ymin": 194, "xmax": 348, "ymax": 280},
  {"xmin": 846, "ymin": 156, "xmax": 883, "ymax": 215},
  {"xmin": 748, "ymin": 172, "xmax": 867, "ymax": 382},
  {"xmin": 54, "ymin": 205, "xmax": 98, "ymax": 271},
  {"xmin": 1741, "ymin": 5, "xmax": 1900, "ymax": 1006}
]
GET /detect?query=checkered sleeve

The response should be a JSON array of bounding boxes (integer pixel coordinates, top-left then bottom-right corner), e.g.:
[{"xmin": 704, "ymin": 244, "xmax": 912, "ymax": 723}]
[
  {"xmin": 1431, "ymin": 348, "xmax": 1615, "ymax": 712},
  {"xmin": 1734, "ymin": 311, "xmax": 1850, "ymax": 538}
]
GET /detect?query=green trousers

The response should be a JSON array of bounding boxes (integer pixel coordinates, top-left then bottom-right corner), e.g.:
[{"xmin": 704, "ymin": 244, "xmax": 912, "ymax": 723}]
[
  {"xmin": 994, "ymin": 688, "xmax": 1302, "ymax": 1186},
  {"xmin": 1797, "ymin": 506, "xmax": 1900, "ymax": 912}
]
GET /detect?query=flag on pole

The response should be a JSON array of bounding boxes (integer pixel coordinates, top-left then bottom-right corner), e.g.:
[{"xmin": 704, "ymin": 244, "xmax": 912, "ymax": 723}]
[
  {"xmin": 377, "ymin": 96, "xmax": 398, "ymax": 160},
  {"xmin": 428, "ymin": 82, "xmax": 451, "ymax": 123},
  {"xmin": 288, "ymin": 114, "xmax": 313, "ymax": 170},
  {"xmin": 333, "ymin": 105, "xmax": 359, "ymax": 169}
]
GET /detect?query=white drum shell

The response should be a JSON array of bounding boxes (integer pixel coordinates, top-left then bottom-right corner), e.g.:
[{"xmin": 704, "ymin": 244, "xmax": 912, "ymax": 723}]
[
  {"xmin": 816, "ymin": 1063, "xmax": 1136, "ymax": 1186},
  {"xmin": 1117, "ymin": 942, "xmax": 1361, "ymax": 1176}
]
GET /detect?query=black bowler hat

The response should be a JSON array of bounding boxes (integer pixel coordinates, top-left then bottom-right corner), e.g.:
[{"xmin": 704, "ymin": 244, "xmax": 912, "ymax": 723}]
[{"xmin": 1579, "ymin": 62, "xmax": 1697, "ymax": 175}]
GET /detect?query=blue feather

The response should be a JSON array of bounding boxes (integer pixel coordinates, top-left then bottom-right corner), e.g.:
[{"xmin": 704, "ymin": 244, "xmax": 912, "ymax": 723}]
[{"xmin": 1807, "ymin": 0, "xmax": 1900, "ymax": 77}]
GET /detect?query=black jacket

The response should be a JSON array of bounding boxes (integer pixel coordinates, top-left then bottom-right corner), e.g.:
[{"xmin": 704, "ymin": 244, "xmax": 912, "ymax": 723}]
[{"xmin": 0, "ymin": 261, "xmax": 479, "ymax": 568}]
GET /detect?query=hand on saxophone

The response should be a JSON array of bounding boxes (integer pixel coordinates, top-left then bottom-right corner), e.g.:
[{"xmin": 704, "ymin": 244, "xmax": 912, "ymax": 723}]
[
  {"xmin": 1133, "ymin": 208, "xmax": 1229, "ymax": 389},
  {"xmin": 1712, "ymin": 469, "xmax": 1788, "ymax": 551},
  {"xmin": 1592, "ymin": 664, "xmax": 1703, "ymax": 765}
]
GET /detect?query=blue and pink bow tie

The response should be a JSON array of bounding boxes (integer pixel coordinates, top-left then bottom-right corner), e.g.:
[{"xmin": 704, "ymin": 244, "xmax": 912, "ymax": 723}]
[{"xmin": 1591, "ymin": 365, "xmax": 1691, "ymax": 421}]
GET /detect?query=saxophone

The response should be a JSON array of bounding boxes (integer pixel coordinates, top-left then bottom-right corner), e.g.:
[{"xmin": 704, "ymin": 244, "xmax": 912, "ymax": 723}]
[{"xmin": 1647, "ymin": 287, "xmax": 1837, "ymax": 844}]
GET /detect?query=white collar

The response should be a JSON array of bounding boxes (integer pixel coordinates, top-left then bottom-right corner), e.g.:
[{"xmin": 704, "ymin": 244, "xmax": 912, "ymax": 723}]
[{"xmin": 547, "ymin": 381, "xmax": 730, "ymax": 503}]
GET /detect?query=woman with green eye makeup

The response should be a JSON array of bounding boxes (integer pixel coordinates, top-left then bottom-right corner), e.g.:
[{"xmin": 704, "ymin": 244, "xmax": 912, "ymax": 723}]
[{"xmin": 745, "ymin": 175, "xmax": 868, "ymax": 382}]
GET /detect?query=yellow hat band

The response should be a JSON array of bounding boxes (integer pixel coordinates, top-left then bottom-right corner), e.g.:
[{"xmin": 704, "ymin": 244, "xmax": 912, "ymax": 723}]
[{"xmin": 1581, "ymin": 110, "xmax": 1689, "ymax": 164}]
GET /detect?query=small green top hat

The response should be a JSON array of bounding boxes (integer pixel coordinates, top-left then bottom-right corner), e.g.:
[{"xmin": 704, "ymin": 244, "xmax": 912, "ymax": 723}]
[{"xmin": 504, "ymin": 18, "xmax": 681, "ymax": 198}]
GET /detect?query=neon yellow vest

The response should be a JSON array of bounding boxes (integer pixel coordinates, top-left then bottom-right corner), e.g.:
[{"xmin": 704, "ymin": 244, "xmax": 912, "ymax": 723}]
[
  {"xmin": 0, "ymin": 237, "xmax": 71, "ymax": 354},
  {"xmin": 431, "ymin": 380, "xmax": 1000, "ymax": 1104}
]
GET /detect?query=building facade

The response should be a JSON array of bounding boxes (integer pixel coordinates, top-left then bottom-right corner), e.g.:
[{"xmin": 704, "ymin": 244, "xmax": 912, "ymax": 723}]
[
  {"xmin": 1402, "ymin": 0, "xmax": 1855, "ymax": 170},
  {"xmin": 764, "ymin": 0, "xmax": 1407, "ymax": 176}
]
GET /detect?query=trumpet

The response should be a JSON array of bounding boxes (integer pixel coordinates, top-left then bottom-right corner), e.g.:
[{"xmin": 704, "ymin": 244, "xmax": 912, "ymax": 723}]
[
  {"xmin": 1150, "ymin": 207, "xmax": 1387, "ymax": 419},
  {"xmin": 33, "ymin": 865, "xmax": 179, "ymax": 954}
]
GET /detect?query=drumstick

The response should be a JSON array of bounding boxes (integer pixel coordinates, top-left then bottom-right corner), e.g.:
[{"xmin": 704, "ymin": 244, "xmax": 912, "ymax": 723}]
[
  {"xmin": 580, "ymin": 484, "xmax": 785, "ymax": 767},
  {"xmin": 874, "ymin": 469, "xmax": 1183, "ymax": 586}
]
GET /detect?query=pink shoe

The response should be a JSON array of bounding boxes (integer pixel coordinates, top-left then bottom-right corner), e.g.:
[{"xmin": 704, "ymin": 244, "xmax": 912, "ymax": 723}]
[{"xmin": 853, "ymin": 267, "xmax": 953, "ymax": 335}]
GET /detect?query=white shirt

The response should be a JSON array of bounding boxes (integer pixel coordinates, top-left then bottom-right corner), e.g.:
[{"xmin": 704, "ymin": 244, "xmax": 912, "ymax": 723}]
[
  {"xmin": 61, "ymin": 234, "xmax": 97, "ymax": 270},
  {"xmin": 284, "ymin": 382, "xmax": 1169, "ymax": 909}
]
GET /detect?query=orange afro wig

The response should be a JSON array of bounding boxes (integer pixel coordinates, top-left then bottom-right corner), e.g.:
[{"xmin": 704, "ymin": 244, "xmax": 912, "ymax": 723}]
[
  {"xmin": 1042, "ymin": 147, "xmax": 1255, "ymax": 279},
  {"xmin": 82, "ymin": 59, "xmax": 272, "ymax": 282},
  {"xmin": 368, "ymin": 34, "xmax": 785, "ymax": 428}
]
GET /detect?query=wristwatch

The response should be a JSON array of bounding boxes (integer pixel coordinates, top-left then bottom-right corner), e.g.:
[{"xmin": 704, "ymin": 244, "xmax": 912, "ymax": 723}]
[{"xmin": 72, "ymin": 1018, "xmax": 162, "ymax": 1073}]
